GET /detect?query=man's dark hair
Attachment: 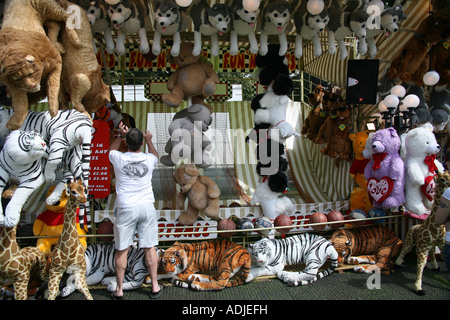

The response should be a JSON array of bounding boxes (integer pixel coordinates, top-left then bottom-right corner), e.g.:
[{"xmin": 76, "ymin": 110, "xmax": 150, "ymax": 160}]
[{"xmin": 126, "ymin": 128, "xmax": 143, "ymax": 152}]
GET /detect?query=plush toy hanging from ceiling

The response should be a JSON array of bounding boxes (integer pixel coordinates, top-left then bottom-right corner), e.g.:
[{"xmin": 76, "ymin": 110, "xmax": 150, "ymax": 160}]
[
  {"xmin": 301, "ymin": 84, "xmax": 329, "ymax": 142},
  {"xmin": 291, "ymin": 0, "xmax": 329, "ymax": 59},
  {"xmin": 258, "ymin": 0, "xmax": 292, "ymax": 56},
  {"xmin": 76, "ymin": 0, "xmax": 115, "ymax": 53},
  {"xmin": 33, "ymin": 185, "xmax": 87, "ymax": 257},
  {"xmin": 161, "ymin": 42, "xmax": 219, "ymax": 109},
  {"xmin": 49, "ymin": 2, "xmax": 111, "ymax": 117},
  {"xmin": 104, "ymin": 0, "xmax": 151, "ymax": 56},
  {"xmin": 227, "ymin": 0, "xmax": 260, "ymax": 56},
  {"xmin": 150, "ymin": 0, "xmax": 189, "ymax": 57},
  {"xmin": 400, "ymin": 123, "xmax": 444, "ymax": 217},
  {"xmin": 387, "ymin": 10, "xmax": 450, "ymax": 86},
  {"xmin": 0, "ymin": 0, "xmax": 81, "ymax": 130},
  {"xmin": 360, "ymin": 3, "xmax": 407, "ymax": 58},
  {"xmin": 326, "ymin": 0, "xmax": 369, "ymax": 60},
  {"xmin": 364, "ymin": 127, "xmax": 405, "ymax": 210},
  {"xmin": 314, "ymin": 88, "xmax": 344, "ymax": 144},
  {"xmin": 190, "ymin": 0, "xmax": 233, "ymax": 57}
]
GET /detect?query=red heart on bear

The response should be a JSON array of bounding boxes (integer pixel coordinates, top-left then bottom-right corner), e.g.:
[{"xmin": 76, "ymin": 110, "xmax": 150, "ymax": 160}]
[
  {"xmin": 420, "ymin": 175, "xmax": 436, "ymax": 201},
  {"xmin": 367, "ymin": 177, "xmax": 394, "ymax": 204}
]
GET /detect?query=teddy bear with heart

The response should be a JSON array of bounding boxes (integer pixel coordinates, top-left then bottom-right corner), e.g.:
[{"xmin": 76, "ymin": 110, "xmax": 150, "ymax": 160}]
[
  {"xmin": 364, "ymin": 127, "xmax": 405, "ymax": 210},
  {"xmin": 401, "ymin": 123, "xmax": 444, "ymax": 216}
]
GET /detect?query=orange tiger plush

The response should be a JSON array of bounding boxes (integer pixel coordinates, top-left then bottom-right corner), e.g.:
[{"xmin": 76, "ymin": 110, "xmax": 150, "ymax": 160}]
[
  {"xmin": 159, "ymin": 239, "xmax": 251, "ymax": 291},
  {"xmin": 330, "ymin": 225, "xmax": 403, "ymax": 275}
]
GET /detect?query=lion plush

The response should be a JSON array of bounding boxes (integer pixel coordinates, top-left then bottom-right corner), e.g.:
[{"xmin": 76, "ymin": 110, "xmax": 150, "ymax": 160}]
[
  {"xmin": 161, "ymin": 42, "xmax": 219, "ymax": 110},
  {"xmin": 52, "ymin": 3, "xmax": 110, "ymax": 117},
  {"xmin": 33, "ymin": 185, "xmax": 87, "ymax": 257},
  {"xmin": 387, "ymin": 10, "xmax": 450, "ymax": 86},
  {"xmin": 174, "ymin": 164, "xmax": 220, "ymax": 225},
  {"xmin": 0, "ymin": 29, "xmax": 62, "ymax": 130}
]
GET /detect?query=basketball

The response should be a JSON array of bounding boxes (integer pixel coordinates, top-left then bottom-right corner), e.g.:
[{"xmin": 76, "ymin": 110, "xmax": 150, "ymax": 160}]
[
  {"xmin": 309, "ymin": 212, "xmax": 327, "ymax": 231},
  {"xmin": 236, "ymin": 217, "xmax": 254, "ymax": 230},
  {"xmin": 218, "ymin": 218, "xmax": 236, "ymax": 238},
  {"xmin": 255, "ymin": 216, "xmax": 273, "ymax": 235},
  {"xmin": 274, "ymin": 214, "xmax": 293, "ymax": 234},
  {"xmin": 327, "ymin": 210, "xmax": 344, "ymax": 229},
  {"xmin": 97, "ymin": 220, "xmax": 114, "ymax": 242}
]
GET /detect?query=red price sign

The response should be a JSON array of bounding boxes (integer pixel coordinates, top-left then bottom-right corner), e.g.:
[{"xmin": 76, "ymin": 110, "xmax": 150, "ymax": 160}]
[{"xmin": 89, "ymin": 120, "xmax": 110, "ymax": 199}]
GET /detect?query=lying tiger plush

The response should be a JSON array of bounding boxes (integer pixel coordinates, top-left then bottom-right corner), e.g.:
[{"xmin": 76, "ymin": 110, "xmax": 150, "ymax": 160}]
[
  {"xmin": 247, "ymin": 233, "xmax": 338, "ymax": 286},
  {"xmin": 158, "ymin": 239, "xmax": 251, "ymax": 291},
  {"xmin": 330, "ymin": 225, "xmax": 403, "ymax": 275}
]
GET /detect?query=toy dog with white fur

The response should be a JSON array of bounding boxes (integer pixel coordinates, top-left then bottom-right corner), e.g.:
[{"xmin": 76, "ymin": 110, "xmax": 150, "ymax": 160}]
[
  {"xmin": 327, "ymin": 1, "xmax": 369, "ymax": 60},
  {"xmin": 75, "ymin": 0, "xmax": 115, "ymax": 53},
  {"xmin": 291, "ymin": 0, "xmax": 329, "ymax": 58},
  {"xmin": 227, "ymin": 0, "xmax": 259, "ymax": 56},
  {"xmin": 360, "ymin": 4, "xmax": 407, "ymax": 58},
  {"xmin": 258, "ymin": 0, "xmax": 292, "ymax": 56},
  {"xmin": 105, "ymin": 0, "xmax": 150, "ymax": 56},
  {"xmin": 190, "ymin": 0, "xmax": 232, "ymax": 57},
  {"xmin": 151, "ymin": 0, "xmax": 188, "ymax": 57}
]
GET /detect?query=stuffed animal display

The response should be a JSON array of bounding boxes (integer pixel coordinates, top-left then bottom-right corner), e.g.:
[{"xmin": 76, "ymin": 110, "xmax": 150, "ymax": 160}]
[
  {"xmin": 158, "ymin": 239, "xmax": 251, "ymax": 290},
  {"xmin": 401, "ymin": 123, "xmax": 444, "ymax": 216},
  {"xmin": 160, "ymin": 103, "xmax": 213, "ymax": 168},
  {"xmin": 161, "ymin": 42, "xmax": 219, "ymax": 109},
  {"xmin": 174, "ymin": 164, "xmax": 220, "ymax": 225},
  {"xmin": 301, "ymin": 84, "xmax": 328, "ymax": 142},
  {"xmin": 228, "ymin": 0, "xmax": 260, "ymax": 56},
  {"xmin": 331, "ymin": 225, "xmax": 403, "ymax": 275},
  {"xmin": 314, "ymin": 89, "xmax": 345, "ymax": 144},
  {"xmin": 247, "ymin": 234, "xmax": 338, "ymax": 286},
  {"xmin": 364, "ymin": 128, "xmax": 405, "ymax": 210}
]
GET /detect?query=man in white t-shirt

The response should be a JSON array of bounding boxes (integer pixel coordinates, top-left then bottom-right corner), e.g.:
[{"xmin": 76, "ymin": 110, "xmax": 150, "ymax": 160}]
[{"xmin": 109, "ymin": 122, "xmax": 162, "ymax": 299}]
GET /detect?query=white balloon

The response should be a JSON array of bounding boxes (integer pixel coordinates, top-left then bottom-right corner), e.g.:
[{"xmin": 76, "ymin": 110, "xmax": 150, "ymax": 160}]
[
  {"xmin": 307, "ymin": 0, "xmax": 324, "ymax": 15},
  {"xmin": 243, "ymin": 0, "xmax": 260, "ymax": 12}
]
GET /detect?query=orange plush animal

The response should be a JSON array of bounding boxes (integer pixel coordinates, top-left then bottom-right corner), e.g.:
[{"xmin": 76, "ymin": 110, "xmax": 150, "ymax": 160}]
[
  {"xmin": 33, "ymin": 186, "xmax": 87, "ymax": 257},
  {"xmin": 349, "ymin": 130, "xmax": 371, "ymax": 188}
]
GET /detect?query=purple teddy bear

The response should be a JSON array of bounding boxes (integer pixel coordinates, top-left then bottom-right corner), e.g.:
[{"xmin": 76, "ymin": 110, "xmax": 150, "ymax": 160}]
[{"xmin": 364, "ymin": 127, "xmax": 405, "ymax": 210}]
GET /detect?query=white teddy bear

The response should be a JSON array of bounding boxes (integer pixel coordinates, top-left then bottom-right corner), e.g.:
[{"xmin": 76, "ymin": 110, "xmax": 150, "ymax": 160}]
[{"xmin": 401, "ymin": 123, "xmax": 444, "ymax": 216}]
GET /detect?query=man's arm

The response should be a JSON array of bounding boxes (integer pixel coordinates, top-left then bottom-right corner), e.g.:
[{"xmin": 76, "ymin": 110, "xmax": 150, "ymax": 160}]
[
  {"xmin": 109, "ymin": 122, "xmax": 128, "ymax": 152},
  {"xmin": 144, "ymin": 130, "xmax": 158, "ymax": 159}
]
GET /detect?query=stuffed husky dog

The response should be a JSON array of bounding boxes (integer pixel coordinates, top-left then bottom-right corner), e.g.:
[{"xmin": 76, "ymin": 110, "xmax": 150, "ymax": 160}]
[
  {"xmin": 327, "ymin": 1, "xmax": 369, "ymax": 60},
  {"xmin": 258, "ymin": 0, "xmax": 292, "ymax": 56},
  {"xmin": 360, "ymin": 4, "xmax": 407, "ymax": 58},
  {"xmin": 291, "ymin": 0, "xmax": 329, "ymax": 58},
  {"xmin": 228, "ymin": 0, "xmax": 259, "ymax": 56},
  {"xmin": 151, "ymin": 0, "xmax": 188, "ymax": 57},
  {"xmin": 105, "ymin": 0, "xmax": 150, "ymax": 56},
  {"xmin": 190, "ymin": 0, "xmax": 232, "ymax": 57},
  {"xmin": 75, "ymin": 0, "xmax": 115, "ymax": 53}
]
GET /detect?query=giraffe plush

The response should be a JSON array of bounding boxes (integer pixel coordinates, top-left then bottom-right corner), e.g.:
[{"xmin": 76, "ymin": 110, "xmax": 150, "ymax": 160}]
[
  {"xmin": 47, "ymin": 179, "xmax": 92, "ymax": 300},
  {"xmin": 395, "ymin": 171, "xmax": 450, "ymax": 295},
  {"xmin": 0, "ymin": 226, "xmax": 47, "ymax": 300}
]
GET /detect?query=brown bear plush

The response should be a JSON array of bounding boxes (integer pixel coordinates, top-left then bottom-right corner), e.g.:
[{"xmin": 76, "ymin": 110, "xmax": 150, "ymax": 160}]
[
  {"xmin": 320, "ymin": 105, "xmax": 353, "ymax": 167},
  {"xmin": 162, "ymin": 42, "xmax": 219, "ymax": 110},
  {"xmin": 314, "ymin": 91, "xmax": 345, "ymax": 144},
  {"xmin": 387, "ymin": 10, "xmax": 450, "ymax": 86},
  {"xmin": 301, "ymin": 84, "xmax": 328, "ymax": 142},
  {"xmin": 174, "ymin": 164, "xmax": 221, "ymax": 225}
]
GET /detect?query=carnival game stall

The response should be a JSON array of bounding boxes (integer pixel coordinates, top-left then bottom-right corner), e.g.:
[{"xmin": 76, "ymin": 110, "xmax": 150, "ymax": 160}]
[{"xmin": 0, "ymin": 0, "xmax": 449, "ymax": 299}]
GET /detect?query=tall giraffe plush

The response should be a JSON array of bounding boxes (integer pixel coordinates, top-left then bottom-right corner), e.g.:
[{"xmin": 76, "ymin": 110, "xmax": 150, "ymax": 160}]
[
  {"xmin": 395, "ymin": 171, "xmax": 450, "ymax": 295},
  {"xmin": 0, "ymin": 226, "xmax": 46, "ymax": 300},
  {"xmin": 47, "ymin": 179, "xmax": 92, "ymax": 300}
]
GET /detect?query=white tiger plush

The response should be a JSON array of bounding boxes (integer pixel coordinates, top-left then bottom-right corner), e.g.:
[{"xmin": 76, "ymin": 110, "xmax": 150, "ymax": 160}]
[
  {"xmin": 0, "ymin": 130, "xmax": 48, "ymax": 227},
  {"xmin": 60, "ymin": 243, "xmax": 161, "ymax": 298},
  {"xmin": 247, "ymin": 233, "xmax": 338, "ymax": 286},
  {"xmin": 0, "ymin": 107, "xmax": 93, "ymax": 229}
]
